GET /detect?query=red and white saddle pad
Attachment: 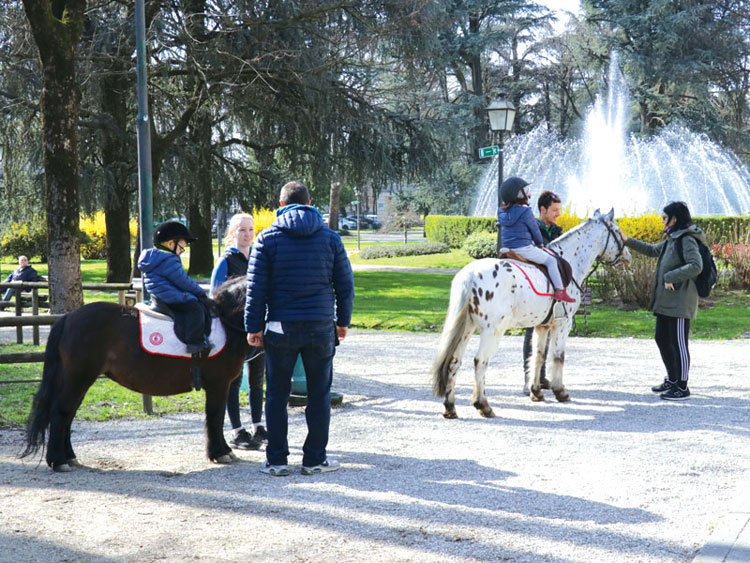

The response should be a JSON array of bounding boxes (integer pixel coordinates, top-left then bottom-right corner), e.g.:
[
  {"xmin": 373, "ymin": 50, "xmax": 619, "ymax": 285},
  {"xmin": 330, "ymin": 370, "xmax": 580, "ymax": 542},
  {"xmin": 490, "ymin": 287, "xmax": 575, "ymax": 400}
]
[{"xmin": 138, "ymin": 309, "xmax": 226, "ymax": 358}]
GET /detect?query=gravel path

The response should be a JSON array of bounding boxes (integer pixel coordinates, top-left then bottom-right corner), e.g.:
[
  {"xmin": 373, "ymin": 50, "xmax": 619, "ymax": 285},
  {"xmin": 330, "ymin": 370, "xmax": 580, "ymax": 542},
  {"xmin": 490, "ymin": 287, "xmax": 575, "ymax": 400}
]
[{"xmin": 1, "ymin": 331, "xmax": 749, "ymax": 562}]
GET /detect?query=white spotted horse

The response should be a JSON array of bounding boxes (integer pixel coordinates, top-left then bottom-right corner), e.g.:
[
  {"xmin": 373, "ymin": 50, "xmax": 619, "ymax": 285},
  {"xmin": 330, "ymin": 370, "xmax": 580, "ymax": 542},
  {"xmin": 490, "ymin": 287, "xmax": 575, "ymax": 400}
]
[
  {"xmin": 431, "ymin": 209, "xmax": 631, "ymax": 418},
  {"xmin": 20, "ymin": 277, "xmax": 251, "ymax": 472}
]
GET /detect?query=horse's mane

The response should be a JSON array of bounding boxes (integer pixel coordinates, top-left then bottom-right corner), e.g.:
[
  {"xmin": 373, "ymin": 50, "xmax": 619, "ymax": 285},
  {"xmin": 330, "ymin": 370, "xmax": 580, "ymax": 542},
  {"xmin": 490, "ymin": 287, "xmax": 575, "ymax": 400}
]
[
  {"xmin": 548, "ymin": 215, "xmax": 603, "ymax": 251},
  {"xmin": 211, "ymin": 276, "xmax": 247, "ymax": 326}
]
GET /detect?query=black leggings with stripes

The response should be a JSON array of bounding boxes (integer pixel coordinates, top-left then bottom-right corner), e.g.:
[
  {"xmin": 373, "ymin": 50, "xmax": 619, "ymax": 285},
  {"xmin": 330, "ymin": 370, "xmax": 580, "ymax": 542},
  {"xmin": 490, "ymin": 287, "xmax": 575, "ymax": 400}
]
[{"xmin": 654, "ymin": 314, "xmax": 691, "ymax": 390}]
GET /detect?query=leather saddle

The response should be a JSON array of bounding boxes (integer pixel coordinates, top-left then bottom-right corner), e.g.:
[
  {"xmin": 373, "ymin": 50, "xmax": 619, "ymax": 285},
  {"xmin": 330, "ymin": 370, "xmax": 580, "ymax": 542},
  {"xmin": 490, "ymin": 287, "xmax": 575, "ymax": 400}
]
[{"xmin": 498, "ymin": 247, "xmax": 574, "ymax": 289}]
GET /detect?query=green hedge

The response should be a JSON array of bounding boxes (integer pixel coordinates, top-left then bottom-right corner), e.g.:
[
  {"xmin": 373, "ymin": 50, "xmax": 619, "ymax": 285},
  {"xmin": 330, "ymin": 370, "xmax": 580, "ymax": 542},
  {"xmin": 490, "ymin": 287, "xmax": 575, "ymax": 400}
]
[
  {"xmin": 425, "ymin": 215, "xmax": 496, "ymax": 248},
  {"xmin": 693, "ymin": 217, "xmax": 750, "ymax": 244},
  {"xmin": 359, "ymin": 241, "xmax": 450, "ymax": 259},
  {"xmin": 463, "ymin": 232, "xmax": 498, "ymax": 259},
  {"xmin": 426, "ymin": 214, "xmax": 750, "ymax": 248}
]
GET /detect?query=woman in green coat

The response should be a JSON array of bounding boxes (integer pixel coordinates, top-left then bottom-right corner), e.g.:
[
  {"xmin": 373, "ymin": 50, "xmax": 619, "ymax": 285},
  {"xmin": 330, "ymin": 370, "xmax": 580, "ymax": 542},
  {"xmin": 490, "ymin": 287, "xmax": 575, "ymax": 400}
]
[{"xmin": 622, "ymin": 201, "xmax": 705, "ymax": 401}]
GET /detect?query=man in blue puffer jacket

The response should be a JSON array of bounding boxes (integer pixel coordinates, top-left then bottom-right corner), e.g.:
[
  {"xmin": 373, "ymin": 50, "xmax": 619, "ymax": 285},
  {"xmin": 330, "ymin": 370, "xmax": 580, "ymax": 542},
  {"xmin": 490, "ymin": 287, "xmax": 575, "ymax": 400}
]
[
  {"xmin": 138, "ymin": 221, "xmax": 212, "ymax": 358},
  {"xmin": 245, "ymin": 181, "xmax": 354, "ymax": 477}
]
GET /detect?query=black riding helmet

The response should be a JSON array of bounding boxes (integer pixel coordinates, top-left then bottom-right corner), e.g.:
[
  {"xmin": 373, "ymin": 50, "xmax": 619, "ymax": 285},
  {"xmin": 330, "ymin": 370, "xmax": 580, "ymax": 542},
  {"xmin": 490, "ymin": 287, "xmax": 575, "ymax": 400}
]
[
  {"xmin": 153, "ymin": 221, "xmax": 196, "ymax": 250},
  {"xmin": 500, "ymin": 176, "xmax": 531, "ymax": 205}
]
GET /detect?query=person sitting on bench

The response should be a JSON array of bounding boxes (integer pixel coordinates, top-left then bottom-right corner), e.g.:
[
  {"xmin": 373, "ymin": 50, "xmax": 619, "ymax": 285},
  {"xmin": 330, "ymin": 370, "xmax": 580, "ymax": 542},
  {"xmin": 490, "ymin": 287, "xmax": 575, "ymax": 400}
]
[{"xmin": 2, "ymin": 255, "xmax": 45, "ymax": 303}]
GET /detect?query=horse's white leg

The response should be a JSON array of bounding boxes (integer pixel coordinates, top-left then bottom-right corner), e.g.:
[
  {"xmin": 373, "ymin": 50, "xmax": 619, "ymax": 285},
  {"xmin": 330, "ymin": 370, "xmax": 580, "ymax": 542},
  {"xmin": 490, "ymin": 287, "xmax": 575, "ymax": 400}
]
[
  {"xmin": 547, "ymin": 321, "xmax": 573, "ymax": 402},
  {"xmin": 471, "ymin": 327, "xmax": 504, "ymax": 418},
  {"xmin": 529, "ymin": 326, "xmax": 550, "ymax": 402},
  {"xmin": 442, "ymin": 326, "xmax": 474, "ymax": 419}
]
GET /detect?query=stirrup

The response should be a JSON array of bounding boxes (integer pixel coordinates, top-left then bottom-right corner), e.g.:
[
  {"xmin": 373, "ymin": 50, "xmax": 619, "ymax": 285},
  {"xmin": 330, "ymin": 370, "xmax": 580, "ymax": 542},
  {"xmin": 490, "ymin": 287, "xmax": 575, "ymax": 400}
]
[{"xmin": 191, "ymin": 361, "xmax": 202, "ymax": 391}]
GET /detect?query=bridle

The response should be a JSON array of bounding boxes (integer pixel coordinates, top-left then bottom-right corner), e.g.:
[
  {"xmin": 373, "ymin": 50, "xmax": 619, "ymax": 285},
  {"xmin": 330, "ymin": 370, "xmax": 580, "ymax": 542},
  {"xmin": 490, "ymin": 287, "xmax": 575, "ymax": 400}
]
[{"xmin": 580, "ymin": 217, "xmax": 629, "ymax": 288}]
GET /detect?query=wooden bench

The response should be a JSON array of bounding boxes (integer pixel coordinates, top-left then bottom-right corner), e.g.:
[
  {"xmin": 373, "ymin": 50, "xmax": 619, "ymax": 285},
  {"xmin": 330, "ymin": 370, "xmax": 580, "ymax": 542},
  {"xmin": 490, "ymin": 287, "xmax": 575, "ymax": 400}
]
[{"xmin": 573, "ymin": 286, "xmax": 592, "ymax": 336}]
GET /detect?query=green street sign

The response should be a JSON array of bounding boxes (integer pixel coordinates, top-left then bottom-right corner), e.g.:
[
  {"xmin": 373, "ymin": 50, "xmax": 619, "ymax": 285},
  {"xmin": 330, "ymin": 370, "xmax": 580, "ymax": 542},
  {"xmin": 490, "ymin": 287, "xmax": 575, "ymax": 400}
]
[
  {"xmin": 351, "ymin": 200, "xmax": 358, "ymax": 205},
  {"xmin": 478, "ymin": 145, "xmax": 499, "ymax": 158}
]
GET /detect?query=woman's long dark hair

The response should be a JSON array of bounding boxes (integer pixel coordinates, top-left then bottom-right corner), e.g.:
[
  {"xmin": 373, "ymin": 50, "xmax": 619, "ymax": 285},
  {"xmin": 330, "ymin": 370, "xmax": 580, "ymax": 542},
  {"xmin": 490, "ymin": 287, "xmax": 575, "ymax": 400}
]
[{"xmin": 663, "ymin": 201, "xmax": 692, "ymax": 231}]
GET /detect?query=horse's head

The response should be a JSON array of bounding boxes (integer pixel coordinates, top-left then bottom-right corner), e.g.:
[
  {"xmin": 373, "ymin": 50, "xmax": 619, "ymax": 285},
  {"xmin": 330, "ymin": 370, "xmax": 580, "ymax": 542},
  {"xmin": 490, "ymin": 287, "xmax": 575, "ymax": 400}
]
[
  {"xmin": 211, "ymin": 276, "xmax": 248, "ymax": 333},
  {"xmin": 593, "ymin": 208, "xmax": 631, "ymax": 268}
]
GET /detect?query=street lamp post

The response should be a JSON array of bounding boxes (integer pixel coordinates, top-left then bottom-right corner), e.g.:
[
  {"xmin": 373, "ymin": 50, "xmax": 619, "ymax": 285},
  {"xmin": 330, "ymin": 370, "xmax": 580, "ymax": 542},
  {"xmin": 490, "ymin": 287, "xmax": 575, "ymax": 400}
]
[{"xmin": 486, "ymin": 94, "xmax": 517, "ymax": 252}]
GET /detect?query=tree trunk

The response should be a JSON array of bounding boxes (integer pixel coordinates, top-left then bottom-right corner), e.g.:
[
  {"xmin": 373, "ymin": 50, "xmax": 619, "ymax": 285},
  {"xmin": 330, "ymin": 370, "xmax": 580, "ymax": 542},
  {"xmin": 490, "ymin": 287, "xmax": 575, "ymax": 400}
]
[
  {"xmin": 184, "ymin": 0, "xmax": 213, "ymax": 277},
  {"xmin": 22, "ymin": 0, "xmax": 86, "ymax": 313},
  {"xmin": 187, "ymin": 112, "xmax": 214, "ymax": 277},
  {"xmin": 468, "ymin": 13, "xmax": 488, "ymax": 161},
  {"xmin": 101, "ymin": 70, "xmax": 133, "ymax": 282},
  {"xmin": 329, "ymin": 181, "xmax": 341, "ymax": 230}
]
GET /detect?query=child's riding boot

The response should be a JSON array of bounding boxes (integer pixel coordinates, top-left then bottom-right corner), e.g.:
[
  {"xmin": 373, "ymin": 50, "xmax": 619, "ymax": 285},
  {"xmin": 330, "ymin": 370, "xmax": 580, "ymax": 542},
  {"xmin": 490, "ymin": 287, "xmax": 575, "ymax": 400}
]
[{"xmin": 553, "ymin": 288, "xmax": 576, "ymax": 303}]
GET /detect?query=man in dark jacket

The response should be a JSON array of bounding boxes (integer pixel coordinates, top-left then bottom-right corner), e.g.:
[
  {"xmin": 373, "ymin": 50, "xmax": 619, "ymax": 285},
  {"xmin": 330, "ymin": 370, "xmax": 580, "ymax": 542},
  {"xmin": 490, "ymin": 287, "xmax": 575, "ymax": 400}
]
[
  {"xmin": 2, "ymin": 256, "xmax": 45, "ymax": 302},
  {"xmin": 523, "ymin": 191, "xmax": 563, "ymax": 394},
  {"xmin": 245, "ymin": 181, "xmax": 354, "ymax": 477}
]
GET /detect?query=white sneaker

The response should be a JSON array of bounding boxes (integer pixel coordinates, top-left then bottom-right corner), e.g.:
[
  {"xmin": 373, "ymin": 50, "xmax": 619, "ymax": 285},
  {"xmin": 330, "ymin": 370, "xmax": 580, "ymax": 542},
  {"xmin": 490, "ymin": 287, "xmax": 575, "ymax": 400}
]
[
  {"xmin": 260, "ymin": 461, "xmax": 289, "ymax": 476},
  {"xmin": 301, "ymin": 459, "xmax": 340, "ymax": 475}
]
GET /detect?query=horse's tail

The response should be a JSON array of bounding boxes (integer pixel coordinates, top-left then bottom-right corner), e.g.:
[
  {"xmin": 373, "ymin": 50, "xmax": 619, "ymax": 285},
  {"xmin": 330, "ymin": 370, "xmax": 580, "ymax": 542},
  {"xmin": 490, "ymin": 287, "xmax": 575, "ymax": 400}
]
[
  {"xmin": 19, "ymin": 314, "xmax": 67, "ymax": 459},
  {"xmin": 431, "ymin": 268, "xmax": 473, "ymax": 397}
]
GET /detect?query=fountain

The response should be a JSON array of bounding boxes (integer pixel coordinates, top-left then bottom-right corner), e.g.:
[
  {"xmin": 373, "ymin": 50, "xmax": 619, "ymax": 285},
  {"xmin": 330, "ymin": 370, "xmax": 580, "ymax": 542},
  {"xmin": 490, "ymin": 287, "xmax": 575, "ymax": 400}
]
[{"xmin": 472, "ymin": 56, "xmax": 750, "ymax": 217}]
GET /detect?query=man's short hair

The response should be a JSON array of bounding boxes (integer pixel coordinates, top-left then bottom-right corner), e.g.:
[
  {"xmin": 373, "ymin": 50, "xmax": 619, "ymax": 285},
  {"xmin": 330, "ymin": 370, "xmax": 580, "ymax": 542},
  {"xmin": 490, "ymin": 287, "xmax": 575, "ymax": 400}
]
[
  {"xmin": 280, "ymin": 181, "xmax": 311, "ymax": 205},
  {"xmin": 537, "ymin": 190, "xmax": 562, "ymax": 211}
]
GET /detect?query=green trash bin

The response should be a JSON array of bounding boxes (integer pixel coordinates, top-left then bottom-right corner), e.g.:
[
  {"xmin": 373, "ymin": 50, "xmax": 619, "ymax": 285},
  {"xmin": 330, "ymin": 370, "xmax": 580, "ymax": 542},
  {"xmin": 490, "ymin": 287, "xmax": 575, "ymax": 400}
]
[{"xmin": 288, "ymin": 354, "xmax": 343, "ymax": 407}]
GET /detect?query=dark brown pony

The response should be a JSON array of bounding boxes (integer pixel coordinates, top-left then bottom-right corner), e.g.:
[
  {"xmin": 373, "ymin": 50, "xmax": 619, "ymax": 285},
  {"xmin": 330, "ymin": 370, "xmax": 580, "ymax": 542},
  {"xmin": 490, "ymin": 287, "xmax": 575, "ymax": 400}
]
[{"xmin": 20, "ymin": 277, "xmax": 250, "ymax": 472}]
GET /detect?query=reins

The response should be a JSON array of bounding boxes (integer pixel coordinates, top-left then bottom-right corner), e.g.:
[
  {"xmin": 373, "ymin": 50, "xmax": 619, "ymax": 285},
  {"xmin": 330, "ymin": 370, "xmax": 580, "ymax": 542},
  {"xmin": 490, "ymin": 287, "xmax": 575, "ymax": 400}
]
[{"xmin": 580, "ymin": 219, "xmax": 628, "ymax": 288}]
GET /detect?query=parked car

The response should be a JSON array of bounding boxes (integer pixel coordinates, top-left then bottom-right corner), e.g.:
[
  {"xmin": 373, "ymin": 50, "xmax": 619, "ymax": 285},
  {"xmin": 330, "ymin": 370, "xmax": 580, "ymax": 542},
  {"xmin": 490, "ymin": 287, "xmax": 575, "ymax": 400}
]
[{"xmin": 339, "ymin": 216, "xmax": 358, "ymax": 230}]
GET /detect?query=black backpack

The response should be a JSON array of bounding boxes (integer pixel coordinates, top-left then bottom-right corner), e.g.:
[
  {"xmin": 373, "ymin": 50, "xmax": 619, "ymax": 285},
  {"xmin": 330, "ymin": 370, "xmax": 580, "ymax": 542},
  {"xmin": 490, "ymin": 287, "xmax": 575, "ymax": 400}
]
[{"xmin": 677, "ymin": 236, "xmax": 718, "ymax": 298}]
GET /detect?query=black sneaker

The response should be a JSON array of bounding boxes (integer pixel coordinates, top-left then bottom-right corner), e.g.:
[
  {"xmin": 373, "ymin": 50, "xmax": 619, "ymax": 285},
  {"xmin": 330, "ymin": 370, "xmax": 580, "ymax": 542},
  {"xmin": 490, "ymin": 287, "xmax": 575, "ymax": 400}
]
[
  {"xmin": 253, "ymin": 425, "xmax": 268, "ymax": 443},
  {"xmin": 660, "ymin": 387, "xmax": 690, "ymax": 401},
  {"xmin": 651, "ymin": 380, "xmax": 673, "ymax": 393},
  {"xmin": 230, "ymin": 429, "xmax": 262, "ymax": 450}
]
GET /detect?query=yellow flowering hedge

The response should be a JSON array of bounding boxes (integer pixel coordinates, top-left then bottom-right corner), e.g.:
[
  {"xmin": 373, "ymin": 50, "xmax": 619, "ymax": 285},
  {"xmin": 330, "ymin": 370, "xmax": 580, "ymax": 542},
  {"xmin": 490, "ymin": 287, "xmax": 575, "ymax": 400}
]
[
  {"xmin": 252, "ymin": 208, "xmax": 275, "ymax": 235},
  {"xmin": 615, "ymin": 212, "xmax": 663, "ymax": 243},
  {"xmin": 556, "ymin": 207, "xmax": 585, "ymax": 233},
  {"xmin": 79, "ymin": 212, "xmax": 138, "ymax": 259}
]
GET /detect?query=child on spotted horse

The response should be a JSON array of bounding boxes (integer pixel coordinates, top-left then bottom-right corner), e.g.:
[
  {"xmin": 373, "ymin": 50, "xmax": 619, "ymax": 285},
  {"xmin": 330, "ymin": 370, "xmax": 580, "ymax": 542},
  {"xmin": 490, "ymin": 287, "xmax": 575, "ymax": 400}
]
[
  {"xmin": 496, "ymin": 177, "xmax": 576, "ymax": 304},
  {"xmin": 138, "ymin": 221, "xmax": 214, "ymax": 390}
]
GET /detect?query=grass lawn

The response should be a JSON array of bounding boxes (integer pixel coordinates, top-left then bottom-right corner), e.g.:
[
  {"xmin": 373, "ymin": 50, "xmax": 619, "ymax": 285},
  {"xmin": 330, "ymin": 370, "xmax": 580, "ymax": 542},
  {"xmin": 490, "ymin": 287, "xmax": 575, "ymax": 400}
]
[
  {"xmin": 349, "ymin": 248, "xmax": 473, "ymax": 269},
  {"xmin": 352, "ymin": 271, "xmax": 750, "ymax": 340}
]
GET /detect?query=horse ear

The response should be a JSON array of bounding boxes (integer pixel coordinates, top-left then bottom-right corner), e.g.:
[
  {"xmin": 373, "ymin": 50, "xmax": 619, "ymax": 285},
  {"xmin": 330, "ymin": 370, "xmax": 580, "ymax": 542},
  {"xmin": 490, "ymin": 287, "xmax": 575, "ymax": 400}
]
[
  {"xmin": 593, "ymin": 209, "xmax": 601, "ymax": 218},
  {"xmin": 606, "ymin": 208, "xmax": 615, "ymax": 220}
]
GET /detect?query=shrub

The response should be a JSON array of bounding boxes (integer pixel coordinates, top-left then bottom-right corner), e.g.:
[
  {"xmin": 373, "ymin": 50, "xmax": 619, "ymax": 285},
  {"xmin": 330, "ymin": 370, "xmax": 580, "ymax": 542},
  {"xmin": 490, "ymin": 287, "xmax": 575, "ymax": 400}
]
[
  {"xmin": 600, "ymin": 254, "xmax": 656, "ymax": 309},
  {"xmin": 252, "ymin": 208, "xmax": 275, "ymax": 235},
  {"xmin": 463, "ymin": 232, "xmax": 498, "ymax": 259},
  {"xmin": 556, "ymin": 207, "xmax": 585, "ymax": 233},
  {"xmin": 425, "ymin": 215, "xmax": 495, "ymax": 248},
  {"xmin": 79, "ymin": 212, "xmax": 138, "ymax": 259},
  {"xmin": 1, "ymin": 221, "xmax": 48, "ymax": 262},
  {"xmin": 712, "ymin": 243, "xmax": 750, "ymax": 290},
  {"xmin": 616, "ymin": 212, "xmax": 663, "ymax": 243},
  {"xmin": 694, "ymin": 217, "xmax": 750, "ymax": 244},
  {"xmin": 359, "ymin": 242, "xmax": 449, "ymax": 259}
]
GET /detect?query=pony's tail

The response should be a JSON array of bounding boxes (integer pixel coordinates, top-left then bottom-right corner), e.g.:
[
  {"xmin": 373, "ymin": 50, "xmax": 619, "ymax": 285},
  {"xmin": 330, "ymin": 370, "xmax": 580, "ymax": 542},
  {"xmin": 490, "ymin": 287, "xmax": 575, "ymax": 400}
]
[
  {"xmin": 431, "ymin": 270, "xmax": 473, "ymax": 397},
  {"xmin": 19, "ymin": 314, "xmax": 67, "ymax": 460}
]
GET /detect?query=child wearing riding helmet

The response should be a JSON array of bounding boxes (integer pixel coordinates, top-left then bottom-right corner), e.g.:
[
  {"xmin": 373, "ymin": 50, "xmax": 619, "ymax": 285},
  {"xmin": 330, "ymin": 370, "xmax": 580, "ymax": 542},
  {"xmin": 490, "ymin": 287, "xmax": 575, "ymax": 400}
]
[
  {"xmin": 137, "ymin": 220, "xmax": 213, "ymax": 354},
  {"xmin": 497, "ymin": 177, "xmax": 575, "ymax": 303}
]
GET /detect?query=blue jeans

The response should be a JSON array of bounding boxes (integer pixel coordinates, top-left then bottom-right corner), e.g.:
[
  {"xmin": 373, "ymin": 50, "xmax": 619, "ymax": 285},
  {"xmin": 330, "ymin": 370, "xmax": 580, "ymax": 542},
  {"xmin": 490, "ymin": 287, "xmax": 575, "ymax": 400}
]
[{"xmin": 263, "ymin": 320, "xmax": 336, "ymax": 467}]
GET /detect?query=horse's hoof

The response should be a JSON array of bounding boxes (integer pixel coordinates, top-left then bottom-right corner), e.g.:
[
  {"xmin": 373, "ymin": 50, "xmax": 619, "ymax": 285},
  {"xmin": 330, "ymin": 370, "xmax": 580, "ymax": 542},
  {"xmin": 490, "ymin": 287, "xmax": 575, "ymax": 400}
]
[
  {"xmin": 530, "ymin": 390, "xmax": 545, "ymax": 402},
  {"xmin": 443, "ymin": 410, "xmax": 458, "ymax": 419},
  {"xmin": 53, "ymin": 463, "xmax": 73, "ymax": 473},
  {"xmin": 554, "ymin": 389, "xmax": 570, "ymax": 402},
  {"xmin": 228, "ymin": 452, "xmax": 239, "ymax": 462},
  {"xmin": 67, "ymin": 458, "xmax": 82, "ymax": 467},
  {"xmin": 215, "ymin": 454, "xmax": 234, "ymax": 464},
  {"xmin": 480, "ymin": 408, "xmax": 496, "ymax": 418}
]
